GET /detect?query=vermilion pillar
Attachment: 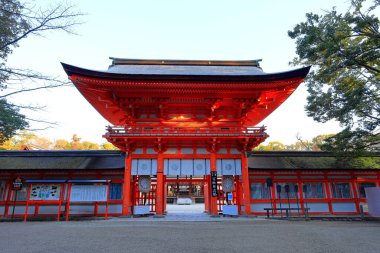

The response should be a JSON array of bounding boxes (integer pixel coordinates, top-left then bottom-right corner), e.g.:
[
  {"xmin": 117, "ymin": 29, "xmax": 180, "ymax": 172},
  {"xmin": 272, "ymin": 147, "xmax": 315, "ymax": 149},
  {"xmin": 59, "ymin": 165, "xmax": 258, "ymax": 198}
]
[
  {"xmin": 122, "ymin": 152, "xmax": 132, "ymax": 216},
  {"xmin": 324, "ymin": 173, "xmax": 333, "ymax": 214},
  {"xmin": 210, "ymin": 152, "xmax": 218, "ymax": 216},
  {"xmin": 241, "ymin": 153, "xmax": 251, "ymax": 214},
  {"xmin": 204, "ymin": 177, "xmax": 209, "ymax": 213},
  {"xmin": 351, "ymin": 178, "xmax": 360, "ymax": 214},
  {"xmin": 155, "ymin": 153, "xmax": 164, "ymax": 216}
]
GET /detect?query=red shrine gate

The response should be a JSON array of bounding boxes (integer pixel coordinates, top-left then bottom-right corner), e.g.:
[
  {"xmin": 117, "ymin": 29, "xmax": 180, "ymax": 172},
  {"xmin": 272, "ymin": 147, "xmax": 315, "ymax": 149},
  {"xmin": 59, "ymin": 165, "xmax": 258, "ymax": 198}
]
[{"xmin": 62, "ymin": 58, "xmax": 310, "ymax": 216}]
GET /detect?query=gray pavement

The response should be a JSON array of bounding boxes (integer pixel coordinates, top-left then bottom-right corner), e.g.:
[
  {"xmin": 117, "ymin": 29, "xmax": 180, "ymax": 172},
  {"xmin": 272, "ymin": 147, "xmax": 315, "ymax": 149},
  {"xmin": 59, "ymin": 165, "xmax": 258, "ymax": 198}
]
[{"xmin": 0, "ymin": 216, "xmax": 379, "ymax": 253}]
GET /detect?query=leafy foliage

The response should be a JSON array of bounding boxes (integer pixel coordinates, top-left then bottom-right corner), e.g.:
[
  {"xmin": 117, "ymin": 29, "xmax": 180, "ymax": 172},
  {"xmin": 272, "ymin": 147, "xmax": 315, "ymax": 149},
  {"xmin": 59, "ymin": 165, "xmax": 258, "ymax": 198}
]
[
  {"xmin": 0, "ymin": 0, "xmax": 82, "ymax": 144},
  {"xmin": 0, "ymin": 131, "xmax": 118, "ymax": 150},
  {"xmin": 0, "ymin": 0, "xmax": 29, "ymax": 87},
  {"xmin": 288, "ymin": 0, "xmax": 380, "ymax": 154},
  {"xmin": 0, "ymin": 98, "xmax": 28, "ymax": 143},
  {"xmin": 255, "ymin": 134, "xmax": 335, "ymax": 151}
]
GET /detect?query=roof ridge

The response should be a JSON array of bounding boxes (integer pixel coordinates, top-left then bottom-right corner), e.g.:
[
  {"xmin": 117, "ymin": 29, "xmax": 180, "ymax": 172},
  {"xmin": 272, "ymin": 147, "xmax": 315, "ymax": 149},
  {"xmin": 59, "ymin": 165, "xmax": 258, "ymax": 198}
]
[{"xmin": 109, "ymin": 57, "xmax": 262, "ymax": 67}]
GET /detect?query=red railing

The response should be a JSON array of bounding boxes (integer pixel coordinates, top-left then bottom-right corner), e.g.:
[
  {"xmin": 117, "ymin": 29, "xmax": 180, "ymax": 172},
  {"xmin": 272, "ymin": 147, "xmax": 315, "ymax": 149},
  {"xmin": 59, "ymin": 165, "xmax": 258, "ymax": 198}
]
[{"xmin": 105, "ymin": 126, "xmax": 267, "ymax": 137}]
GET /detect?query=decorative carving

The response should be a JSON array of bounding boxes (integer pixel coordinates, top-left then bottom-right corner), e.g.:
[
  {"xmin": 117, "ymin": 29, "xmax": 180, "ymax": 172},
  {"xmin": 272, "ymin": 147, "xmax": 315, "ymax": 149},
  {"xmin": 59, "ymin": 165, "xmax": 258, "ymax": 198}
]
[
  {"xmin": 206, "ymin": 138, "xmax": 220, "ymax": 153},
  {"xmin": 154, "ymin": 138, "xmax": 168, "ymax": 153}
]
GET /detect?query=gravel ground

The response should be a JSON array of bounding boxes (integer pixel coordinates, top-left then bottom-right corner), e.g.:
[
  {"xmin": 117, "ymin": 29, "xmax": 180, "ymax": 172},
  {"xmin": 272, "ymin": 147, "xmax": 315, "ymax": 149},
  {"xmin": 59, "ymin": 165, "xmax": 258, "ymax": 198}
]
[{"xmin": 0, "ymin": 218, "xmax": 379, "ymax": 253}]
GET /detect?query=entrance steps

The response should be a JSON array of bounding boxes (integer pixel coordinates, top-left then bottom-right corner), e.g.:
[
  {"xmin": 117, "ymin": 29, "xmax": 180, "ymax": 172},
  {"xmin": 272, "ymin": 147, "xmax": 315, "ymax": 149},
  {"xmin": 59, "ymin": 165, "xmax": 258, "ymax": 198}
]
[{"xmin": 163, "ymin": 212, "xmax": 212, "ymax": 221}]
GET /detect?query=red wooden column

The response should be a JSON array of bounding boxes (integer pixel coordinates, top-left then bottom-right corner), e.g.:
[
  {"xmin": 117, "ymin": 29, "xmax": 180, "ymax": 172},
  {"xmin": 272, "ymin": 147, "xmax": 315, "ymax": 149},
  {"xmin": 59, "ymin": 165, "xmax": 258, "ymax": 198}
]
[
  {"xmin": 235, "ymin": 175, "xmax": 241, "ymax": 213},
  {"xmin": 204, "ymin": 176, "xmax": 209, "ymax": 213},
  {"xmin": 241, "ymin": 152, "xmax": 252, "ymax": 215},
  {"xmin": 23, "ymin": 184, "xmax": 32, "ymax": 222},
  {"xmin": 351, "ymin": 175, "xmax": 360, "ymax": 214},
  {"xmin": 210, "ymin": 152, "xmax": 218, "ymax": 216},
  {"xmin": 155, "ymin": 152, "xmax": 164, "ymax": 216},
  {"xmin": 324, "ymin": 173, "xmax": 333, "ymax": 214},
  {"xmin": 163, "ymin": 175, "xmax": 167, "ymax": 213},
  {"xmin": 65, "ymin": 183, "xmax": 72, "ymax": 221},
  {"xmin": 122, "ymin": 151, "xmax": 132, "ymax": 216}
]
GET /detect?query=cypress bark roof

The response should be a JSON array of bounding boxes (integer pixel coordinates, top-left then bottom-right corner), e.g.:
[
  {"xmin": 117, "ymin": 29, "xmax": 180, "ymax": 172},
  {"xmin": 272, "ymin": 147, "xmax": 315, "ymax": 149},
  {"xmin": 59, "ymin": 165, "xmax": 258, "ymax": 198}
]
[
  {"xmin": 1, "ymin": 150, "xmax": 379, "ymax": 170},
  {"xmin": 248, "ymin": 151, "xmax": 380, "ymax": 170},
  {"xmin": 0, "ymin": 150, "xmax": 124, "ymax": 170}
]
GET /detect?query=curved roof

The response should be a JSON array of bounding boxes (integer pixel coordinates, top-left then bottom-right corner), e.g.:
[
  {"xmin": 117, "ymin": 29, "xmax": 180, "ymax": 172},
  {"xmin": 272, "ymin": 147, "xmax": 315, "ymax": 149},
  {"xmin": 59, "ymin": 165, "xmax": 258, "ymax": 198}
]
[
  {"xmin": 61, "ymin": 59, "xmax": 310, "ymax": 127},
  {"xmin": 61, "ymin": 61, "xmax": 310, "ymax": 82}
]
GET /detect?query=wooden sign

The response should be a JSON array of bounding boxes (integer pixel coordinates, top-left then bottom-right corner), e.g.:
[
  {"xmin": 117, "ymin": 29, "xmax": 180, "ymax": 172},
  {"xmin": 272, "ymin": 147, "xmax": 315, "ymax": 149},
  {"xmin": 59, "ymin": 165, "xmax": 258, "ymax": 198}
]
[
  {"xmin": 211, "ymin": 171, "xmax": 218, "ymax": 197},
  {"xmin": 12, "ymin": 177, "xmax": 23, "ymax": 191}
]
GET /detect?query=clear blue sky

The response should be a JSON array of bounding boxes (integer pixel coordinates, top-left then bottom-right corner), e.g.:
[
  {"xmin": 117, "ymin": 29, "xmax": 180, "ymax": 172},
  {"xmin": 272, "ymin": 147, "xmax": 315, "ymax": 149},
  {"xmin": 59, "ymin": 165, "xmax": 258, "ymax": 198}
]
[{"xmin": 7, "ymin": 0, "xmax": 349, "ymax": 144}]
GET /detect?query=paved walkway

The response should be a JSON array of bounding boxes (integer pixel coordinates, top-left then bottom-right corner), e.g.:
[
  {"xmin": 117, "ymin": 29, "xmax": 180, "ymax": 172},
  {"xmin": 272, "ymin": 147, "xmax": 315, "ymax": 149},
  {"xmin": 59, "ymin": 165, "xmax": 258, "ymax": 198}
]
[{"xmin": 0, "ymin": 218, "xmax": 379, "ymax": 253}]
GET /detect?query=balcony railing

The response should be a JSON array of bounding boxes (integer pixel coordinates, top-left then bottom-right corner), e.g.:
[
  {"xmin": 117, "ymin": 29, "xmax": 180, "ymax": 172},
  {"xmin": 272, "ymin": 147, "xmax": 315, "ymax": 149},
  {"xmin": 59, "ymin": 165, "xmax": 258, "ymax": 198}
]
[{"xmin": 105, "ymin": 126, "xmax": 267, "ymax": 137}]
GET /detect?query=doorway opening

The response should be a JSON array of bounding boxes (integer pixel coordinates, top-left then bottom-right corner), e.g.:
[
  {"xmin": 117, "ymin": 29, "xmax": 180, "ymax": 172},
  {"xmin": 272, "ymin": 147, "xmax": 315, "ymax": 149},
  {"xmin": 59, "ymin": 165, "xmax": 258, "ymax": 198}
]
[{"xmin": 165, "ymin": 176, "xmax": 205, "ymax": 214}]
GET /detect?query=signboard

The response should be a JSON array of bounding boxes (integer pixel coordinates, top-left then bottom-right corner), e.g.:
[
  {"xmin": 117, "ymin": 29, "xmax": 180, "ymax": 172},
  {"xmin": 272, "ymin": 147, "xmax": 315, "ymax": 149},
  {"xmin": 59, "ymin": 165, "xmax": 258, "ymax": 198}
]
[
  {"xmin": 70, "ymin": 185, "xmax": 107, "ymax": 202},
  {"xmin": 211, "ymin": 171, "xmax": 218, "ymax": 197},
  {"xmin": 30, "ymin": 184, "xmax": 60, "ymax": 200},
  {"xmin": 12, "ymin": 177, "xmax": 23, "ymax": 191}
]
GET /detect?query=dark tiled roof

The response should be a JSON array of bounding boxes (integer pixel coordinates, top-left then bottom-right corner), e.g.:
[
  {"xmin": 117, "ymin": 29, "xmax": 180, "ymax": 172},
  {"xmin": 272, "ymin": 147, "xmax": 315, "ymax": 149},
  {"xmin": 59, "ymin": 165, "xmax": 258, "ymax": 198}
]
[
  {"xmin": 0, "ymin": 150, "xmax": 124, "ymax": 170},
  {"xmin": 109, "ymin": 58, "xmax": 262, "ymax": 67},
  {"xmin": 106, "ymin": 58, "xmax": 261, "ymax": 76},
  {"xmin": 248, "ymin": 151, "xmax": 380, "ymax": 170},
  {"xmin": 107, "ymin": 64, "xmax": 264, "ymax": 76},
  {"xmin": 1, "ymin": 150, "xmax": 378, "ymax": 171},
  {"xmin": 61, "ymin": 61, "xmax": 310, "ymax": 82}
]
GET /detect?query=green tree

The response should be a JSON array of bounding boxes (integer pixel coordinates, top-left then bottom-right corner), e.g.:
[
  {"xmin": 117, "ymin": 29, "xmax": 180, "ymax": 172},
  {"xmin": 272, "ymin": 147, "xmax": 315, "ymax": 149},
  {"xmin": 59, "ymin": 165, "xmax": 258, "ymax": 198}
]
[
  {"xmin": 0, "ymin": 0, "xmax": 82, "ymax": 144},
  {"xmin": 0, "ymin": 131, "xmax": 120, "ymax": 150},
  {"xmin": 286, "ymin": 134, "xmax": 336, "ymax": 151},
  {"xmin": 70, "ymin": 134, "xmax": 83, "ymax": 150},
  {"xmin": 0, "ymin": 98, "xmax": 28, "ymax": 143},
  {"xmin": 53, "ymin": 139, "xmax": 70, "ymax": 150},
  {"xmin": 255, "ymin": 141, "xmax": 287, "ymax": 151},
  {"xmin": 288, "ymin": 0, "xmax": 380, "ymax": 154},
  {"xmin": 82, "ymin": 141, "xmax": 100, "ymax": 150},
  {"xmin": 0, "ymin": 130, "xmax": 52, "ymax": 150},
  {"xmin": 255, "ymin": 134, "xmax": 336, "ymax": 151},
  {"xmin": 101, "ymin": 142, "xmax": 119, "ymax": 150}
]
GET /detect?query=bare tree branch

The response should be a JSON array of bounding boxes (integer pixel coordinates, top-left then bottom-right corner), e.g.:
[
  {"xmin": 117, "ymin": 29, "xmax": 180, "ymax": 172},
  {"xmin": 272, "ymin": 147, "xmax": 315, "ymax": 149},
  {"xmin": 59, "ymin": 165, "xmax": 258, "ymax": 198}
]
[
  {"xmin": 9, "ymin": 103, "xmax": 46, "ymax": 111},
  {"xmin": 24, "ymin": 117, "xmax": 57, "ymax": 125},
  {"xmin": 0, "ymin": 1, "xmax": 83, "ymax": 144},
  {"xmin": 0, "ymin": 3, "xmax": 84, "ymax": 50},
  {"xmin": 0, "ymin": 83, "xmax": 69, "ymax": 98}
]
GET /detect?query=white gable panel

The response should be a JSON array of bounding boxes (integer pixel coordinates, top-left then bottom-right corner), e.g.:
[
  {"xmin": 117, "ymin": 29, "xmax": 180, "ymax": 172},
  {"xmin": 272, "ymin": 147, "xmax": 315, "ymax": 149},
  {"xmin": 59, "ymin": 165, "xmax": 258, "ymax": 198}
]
[
  {"xmin": 235, "ymin": 159, "xmax": 242, "ymax": 175},
  {"xmin": 164, "ymin": 159, "xmax": 169, "ymax": 175},
  {"xmin": 205, "ymin": 159, "xmax": 210, "ymax": 174},
  {"xmin": 168, "ymin": 159, "xmax": 181, "ymax": 176},
  {"xmin": 222, "ymin": 159, "xmax": 235, "ymax": 175},
  {"xmin": 193, "ymin": 159, "xmax": 206, "ymax": 176},
  {"xmin": 138, "ymin": 159, "xmax": 152, "ymax": 175},
  {"xmin": 181, "ymin": 159, "xmax": 194, "ymax": 175},
  {"xmin": 151, "ymin": 159, "xmax": 157, "ymax": 175},
  {"xmin": 217, "ymin": 159, "xmax": 223, "ymax": 175},
  {"xmin": 132, "ymin": 159, "xmax": 138, "ymax": 175}
]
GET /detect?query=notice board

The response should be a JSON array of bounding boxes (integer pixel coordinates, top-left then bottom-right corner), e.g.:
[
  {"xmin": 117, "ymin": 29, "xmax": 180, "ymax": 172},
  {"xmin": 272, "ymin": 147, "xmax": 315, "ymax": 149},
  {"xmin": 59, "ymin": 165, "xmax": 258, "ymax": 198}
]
[
  {"xmin": 30, "ymin": 184, "xmax": 61, "ymax": 200},
  {"xmin": 70, "ymin": 185, "xmax": 107, "ymax": 202}
]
